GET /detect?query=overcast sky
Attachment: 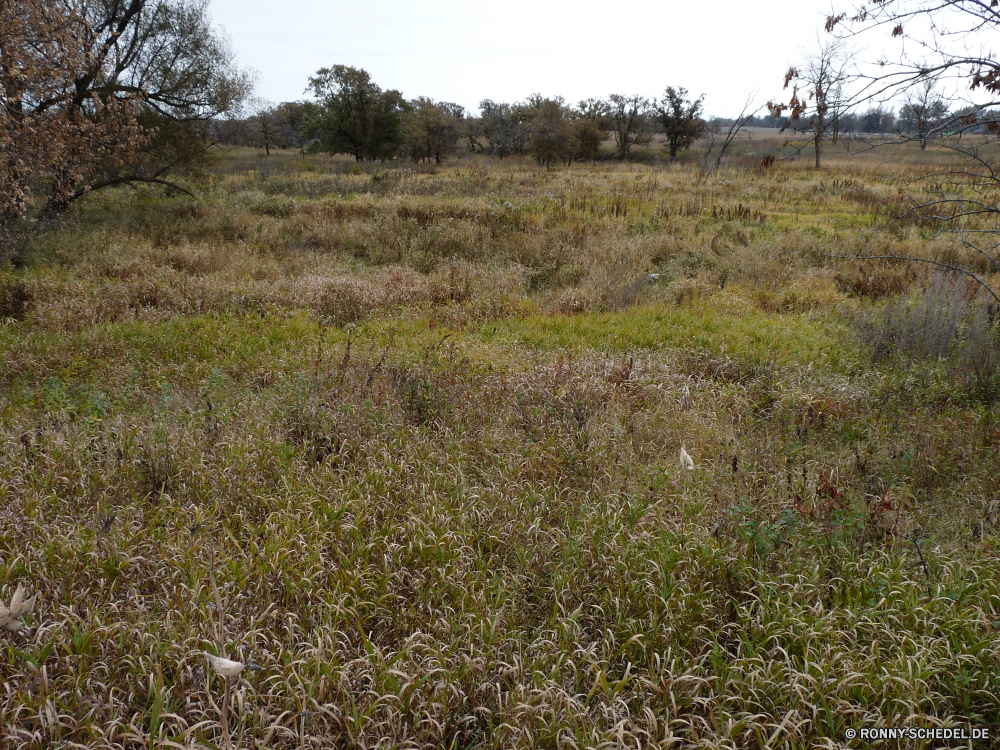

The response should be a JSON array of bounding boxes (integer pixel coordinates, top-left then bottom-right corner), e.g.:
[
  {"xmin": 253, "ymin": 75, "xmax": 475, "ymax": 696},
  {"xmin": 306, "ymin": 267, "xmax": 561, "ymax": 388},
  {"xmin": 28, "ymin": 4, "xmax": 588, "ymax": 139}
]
[{"xmin": 208, "ymin": 0, "xmax": 846, "ymax": 118}]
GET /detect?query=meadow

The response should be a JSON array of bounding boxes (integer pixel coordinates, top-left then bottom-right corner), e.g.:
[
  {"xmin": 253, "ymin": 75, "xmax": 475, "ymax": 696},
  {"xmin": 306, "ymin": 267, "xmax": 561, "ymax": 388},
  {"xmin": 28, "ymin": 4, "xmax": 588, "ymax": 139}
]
[{"xmin": 2, "ymin": 138, "xmax": 1000, "ymax": 748}]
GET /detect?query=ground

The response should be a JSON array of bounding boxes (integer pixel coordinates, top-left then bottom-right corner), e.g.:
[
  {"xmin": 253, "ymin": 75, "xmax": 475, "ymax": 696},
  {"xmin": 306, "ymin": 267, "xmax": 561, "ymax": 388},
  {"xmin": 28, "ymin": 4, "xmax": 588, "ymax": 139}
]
[{"xmin": 1, "ymin": 141, "xmax": 999, "ymax": 748}]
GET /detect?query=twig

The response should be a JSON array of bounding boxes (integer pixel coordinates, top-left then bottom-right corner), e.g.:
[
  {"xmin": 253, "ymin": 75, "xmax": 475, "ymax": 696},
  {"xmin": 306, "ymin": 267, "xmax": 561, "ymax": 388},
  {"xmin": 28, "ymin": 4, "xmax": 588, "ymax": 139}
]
[
  {"xmin": 364, "ymin": 343, "xmax": 391, "ymax": 393},
  {"xmin": 908, "ymin": 532, "xmax": 933, "ymax": 599},
  {"xmin": 826, "ymin": 250, "xmax": 1000, "ymax": 303}
]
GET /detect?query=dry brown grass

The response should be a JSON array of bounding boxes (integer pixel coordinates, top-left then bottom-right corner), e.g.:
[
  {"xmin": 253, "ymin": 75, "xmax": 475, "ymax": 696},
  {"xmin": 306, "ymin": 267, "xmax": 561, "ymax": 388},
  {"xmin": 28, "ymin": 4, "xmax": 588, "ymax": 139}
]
[{"xmin": 1, "ymin": 145, "xmax": 999, "ymax": 748}]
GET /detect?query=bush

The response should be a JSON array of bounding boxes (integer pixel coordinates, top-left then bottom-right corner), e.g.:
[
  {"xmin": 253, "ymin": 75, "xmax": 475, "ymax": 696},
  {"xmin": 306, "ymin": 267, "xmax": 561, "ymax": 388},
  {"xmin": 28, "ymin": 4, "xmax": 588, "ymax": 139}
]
[
  {"xmin": 856, "ymin": 272, "xmax": 1000, "ymax": 402},
  {"xmin": 0, "ymin": 274, "xmax": 31, "ymax": 320}
]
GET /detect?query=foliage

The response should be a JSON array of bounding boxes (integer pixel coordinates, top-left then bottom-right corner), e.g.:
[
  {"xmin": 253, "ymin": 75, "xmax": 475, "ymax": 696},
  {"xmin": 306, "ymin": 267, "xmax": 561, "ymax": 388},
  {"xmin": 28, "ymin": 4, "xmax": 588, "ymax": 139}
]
[
  {"xmin": 525, "ymin": 96, "xmax": 575, "ymax": 167},
  {"xmin": 607, "ymin": 94, "xmax": 651, "ymax": 160},
  {"xmin": 655, "ymin": 86, "xmax": 707, "ymax": 159},
  {"xmin": 573, "ymin": 98, "xmax": 610, "ymax": 163},
  {"xmin": 402, "ymin": 98, "xmax": 465, "ymax": 164},
  {"xmin": 3, "ymin": 144, "xmax": 1000, "ymax": 747},
  {"xmin": 246, "ymin": 97, "xmax": 284, "ymax": 155},
  {"xmin": 305, "ymin": 65, "xmax": 408, "ymax": 161},
  {"xmin": 855, "ymin": 273, "xmax": 1000, "ymax": 403},
  {"xmin": 476, "ymin": 99, "xmax": 534, "ymax": 163},
  {"xmin": 0, "ymin": 0, "xmax": 253, "ymax": 258}
]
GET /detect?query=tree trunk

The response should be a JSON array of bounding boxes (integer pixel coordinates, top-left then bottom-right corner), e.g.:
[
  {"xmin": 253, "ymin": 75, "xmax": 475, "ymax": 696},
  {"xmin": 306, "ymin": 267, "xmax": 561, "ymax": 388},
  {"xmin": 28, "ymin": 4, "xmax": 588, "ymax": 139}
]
[{"xmin": 815, "ymin": 110, "xmax": 825, "ymax": 168}]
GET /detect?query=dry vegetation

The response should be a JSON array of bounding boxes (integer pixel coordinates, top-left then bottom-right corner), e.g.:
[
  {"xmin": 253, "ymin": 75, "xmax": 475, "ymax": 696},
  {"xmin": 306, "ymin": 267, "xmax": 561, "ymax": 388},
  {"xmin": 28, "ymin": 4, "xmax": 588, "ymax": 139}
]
[{"xmin": 2, "ymin": 141, "xmax": 1000, "ymax": 748}]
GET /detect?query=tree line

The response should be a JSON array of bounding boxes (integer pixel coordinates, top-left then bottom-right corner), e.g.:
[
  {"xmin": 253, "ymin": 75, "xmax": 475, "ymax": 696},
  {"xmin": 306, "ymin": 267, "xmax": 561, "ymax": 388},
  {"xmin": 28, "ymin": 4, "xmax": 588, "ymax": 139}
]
[
  {"xmin": 217, "ymin": 66, "xmax": 710, "ymax": 165},
  {"xmin": 227, "ymin": 64, "xmax": 987, "ymax": 171},
  {"xmin": 5, "ymin": 0, "xmax": 1000, "ymax": 264}
]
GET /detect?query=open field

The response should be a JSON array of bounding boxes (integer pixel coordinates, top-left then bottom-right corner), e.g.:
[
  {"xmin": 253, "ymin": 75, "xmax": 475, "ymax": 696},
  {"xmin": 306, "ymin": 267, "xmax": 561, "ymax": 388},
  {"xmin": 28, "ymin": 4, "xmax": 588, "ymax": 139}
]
[{"xmin": 2, "ymin": 144, "xmax": 1000, "ymax": 748}]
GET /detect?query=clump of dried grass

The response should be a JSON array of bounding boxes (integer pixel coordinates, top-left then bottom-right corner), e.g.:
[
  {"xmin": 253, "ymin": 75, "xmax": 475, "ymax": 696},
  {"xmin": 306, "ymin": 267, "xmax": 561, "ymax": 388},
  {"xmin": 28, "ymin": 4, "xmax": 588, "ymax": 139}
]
[
  {"xmin": 751, "ymin": 269, "xmax": 844, "ymax": 313},
  {"xmin": 855, "ymin": 272, "xmax": 1000, "ymax": 403},
  {"xmin": 0, "ymin": 274, "xmax": 31, "ymax": 320}
]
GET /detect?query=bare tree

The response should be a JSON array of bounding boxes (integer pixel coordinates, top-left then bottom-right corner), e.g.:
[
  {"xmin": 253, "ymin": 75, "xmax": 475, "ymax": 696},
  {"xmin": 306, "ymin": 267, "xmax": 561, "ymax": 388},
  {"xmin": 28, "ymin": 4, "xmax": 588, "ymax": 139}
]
[
  {"xmin": 702, "ymin": 94, "xmax": 760, "ymax": 171},
  {"xmin": 607, "ymin": 94, "xmax": 651, "ymax": 160},
  {"xmin": 770, "ymin": 38, "xmax": 852, "ymax": 168},
  {"xmin": 824, "ymin": 0, "xmax": 1000, "ymax": 298},
  {"xmin": 899, "ymin": 79, "xmax": 949, "ymax": 149}
]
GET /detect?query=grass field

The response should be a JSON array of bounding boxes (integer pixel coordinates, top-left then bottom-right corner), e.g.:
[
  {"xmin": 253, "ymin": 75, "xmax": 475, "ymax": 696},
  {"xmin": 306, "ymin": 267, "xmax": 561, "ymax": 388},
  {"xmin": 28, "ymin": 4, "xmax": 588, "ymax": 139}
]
[{"xmin": 2, "ymin": 141, "xmax": 1000, "ymax": 748}]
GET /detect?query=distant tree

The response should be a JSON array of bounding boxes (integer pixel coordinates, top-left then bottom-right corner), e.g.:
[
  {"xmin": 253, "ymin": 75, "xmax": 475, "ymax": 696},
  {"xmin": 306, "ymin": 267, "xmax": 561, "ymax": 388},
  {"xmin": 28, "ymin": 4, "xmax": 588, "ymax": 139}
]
[
  {"xmin": 573, "ymin": 98, "xmax": 610, "ymax": 163},
  {"xmin": 463, "ymin": 117, "xmax": 485, "ymax": 154},
  {"xmin": 770, "ymin": 38, "xmax": 852, "ymax": 168},
  {"xmin": 402, "ymin": 98, "xmax": 465, "ymax": 164},
  {"xmin": 898, "ymin": 80, "xmax": 949, "ymax": 149},
  {"xmin": 880, "ymin": 109, "xmax": 897, "ymax": 133},
  {"xmin": 248, "ymin": 98, "xmax": 284, "ymax": 155},
  {"xmin": 306, "ymin": 66, "xmax": 407, "ymax": 161},
  {"xmin": 211, "ymin": 117, "xmax": 249, "ymax": 147},
  {"xmin": 607, "ymin": 94, "xmax": 651, "ymax": 160},
  {"xmin": 859, "ymin": 106, "xmax": 885, "ymax": 134},
  {"xmin": 702, "ymin": 94, "xmax": 759, "ymax": 171},
  {"xmin": 829, "ymin": 82, "xmax": 847, "ymax": 142},
  {"xmin": 525, "ymin": 96, "xmax": 575, "ymax": 167},
  {"xmin": 478, "ymin": 100, "xmax": 533, "ymax": 170},
  {"xmin": 1, "ymin": 0, "xmax": 252, "ymax": 257},
  {"xmin": 655, "ymin": 86, "xmax": 707, "ymax": 159},
  {"xmin": 275, "ymin": 101, "xmax": 319, "ymax": 153}
]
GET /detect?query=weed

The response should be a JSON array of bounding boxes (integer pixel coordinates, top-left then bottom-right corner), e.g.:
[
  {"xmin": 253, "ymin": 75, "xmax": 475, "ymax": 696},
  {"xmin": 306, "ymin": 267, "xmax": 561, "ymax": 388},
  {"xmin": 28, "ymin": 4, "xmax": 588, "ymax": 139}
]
[{"xmin": 2, "ymin": 146, "xmax": 999, "ymax": 748}]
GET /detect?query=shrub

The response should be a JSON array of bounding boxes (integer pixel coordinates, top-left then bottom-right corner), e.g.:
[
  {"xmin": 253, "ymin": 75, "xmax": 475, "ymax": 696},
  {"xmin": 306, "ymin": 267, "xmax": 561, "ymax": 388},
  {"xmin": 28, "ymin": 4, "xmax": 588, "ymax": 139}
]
[
  {"xmin": 856, "ymin": 272, "xmax": 1000, "ymax": 402},
  {"xmin": 0, "ymin": 274, "xmax": 31, "ymax": 320}
]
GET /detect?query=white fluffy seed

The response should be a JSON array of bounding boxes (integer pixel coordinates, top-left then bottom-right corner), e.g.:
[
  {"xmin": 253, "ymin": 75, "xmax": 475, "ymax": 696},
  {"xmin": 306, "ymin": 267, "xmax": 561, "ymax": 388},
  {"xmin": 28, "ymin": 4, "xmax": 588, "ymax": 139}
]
[
  {"xmin": 680, "ymin": 446, "xmax": 695, "ymax": 471},
  {"xmin": 204, "ymin": 652, "xmax": 245, "ymax": 677}
]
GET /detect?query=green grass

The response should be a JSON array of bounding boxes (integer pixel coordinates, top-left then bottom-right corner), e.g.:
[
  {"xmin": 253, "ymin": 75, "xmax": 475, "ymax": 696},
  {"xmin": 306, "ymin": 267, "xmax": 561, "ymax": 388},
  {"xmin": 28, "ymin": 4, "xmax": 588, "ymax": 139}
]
[{"xmin": 486, "ymin": 302, "xmax": 857, "ymax": 369}]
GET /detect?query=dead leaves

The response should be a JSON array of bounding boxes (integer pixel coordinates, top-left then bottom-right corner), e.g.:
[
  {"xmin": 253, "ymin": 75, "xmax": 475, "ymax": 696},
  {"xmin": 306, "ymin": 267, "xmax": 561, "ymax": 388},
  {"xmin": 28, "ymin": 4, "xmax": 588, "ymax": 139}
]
[{"xmin": 0, "ymin": 585, "xmax": 37, "ymax": 632}]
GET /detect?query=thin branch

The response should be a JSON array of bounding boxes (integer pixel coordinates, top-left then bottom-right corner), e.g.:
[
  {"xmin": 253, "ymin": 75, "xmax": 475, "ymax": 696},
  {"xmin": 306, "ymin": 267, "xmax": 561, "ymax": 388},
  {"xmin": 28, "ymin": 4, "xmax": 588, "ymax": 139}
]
[{"xmin": 827, "ymin": 251, "xmax": 1000, "ymax": 303}]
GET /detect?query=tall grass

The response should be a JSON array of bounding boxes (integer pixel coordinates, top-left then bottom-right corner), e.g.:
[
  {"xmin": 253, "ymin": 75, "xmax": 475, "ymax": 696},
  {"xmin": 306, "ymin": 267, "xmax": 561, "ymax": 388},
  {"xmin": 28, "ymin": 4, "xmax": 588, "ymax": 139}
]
[{"xmin": 2, "ymin": 144, "xmax": 999, "ymax": 748}]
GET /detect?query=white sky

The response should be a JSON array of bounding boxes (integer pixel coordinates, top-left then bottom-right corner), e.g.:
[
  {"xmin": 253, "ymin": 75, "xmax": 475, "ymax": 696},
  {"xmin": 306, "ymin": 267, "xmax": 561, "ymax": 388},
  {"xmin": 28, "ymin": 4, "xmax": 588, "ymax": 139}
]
[{"xmin": 208, "ymin": 0, "xmax": 848, "ymax": 118}]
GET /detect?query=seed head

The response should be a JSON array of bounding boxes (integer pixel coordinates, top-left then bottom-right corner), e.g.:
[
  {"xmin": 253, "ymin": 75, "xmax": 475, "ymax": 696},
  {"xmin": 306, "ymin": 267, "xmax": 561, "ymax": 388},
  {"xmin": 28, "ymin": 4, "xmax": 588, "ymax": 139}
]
[
  {"xmin": 0, "ymin": 585, "xmax": 36, "ymax": 631},
  {"xmin": 204, "ymin": 651, "xmax": 245, "ymax": 677},
  {"xmin": 680, "ymin": 445, "xmax": 695, "ymax": 471}
]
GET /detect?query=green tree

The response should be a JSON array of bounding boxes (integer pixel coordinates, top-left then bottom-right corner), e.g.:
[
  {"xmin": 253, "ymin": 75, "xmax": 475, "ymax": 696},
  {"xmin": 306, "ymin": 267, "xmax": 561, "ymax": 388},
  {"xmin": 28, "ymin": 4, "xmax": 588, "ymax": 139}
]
[
  {"xmin": 607, "ymin": 94, "xmax": 651, "ymax": 160},
  {"xmin": 526, "ymin": 96, "xmax": 574, "ymax": 167},
  {"xmin": 402, "ymin": 98, "xmax": 465, "ymax": 164},
  {"xmin": 306, "ymin": 66, "xmax": 407, "ymax": 161},
  {"xmin": 573, "ymin": 99, "xmax": 610, "ymax": 163},
  {"xmin": 477, "ymin": 100, "xmax": 533, "ymax": 170},
  {"xmin": 275, "ymin": 101, "xmax": 320, "ymax": 153},
  {"xmin": 655, "ymin": 86, "xmax": 707, "ymax": 159}
]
